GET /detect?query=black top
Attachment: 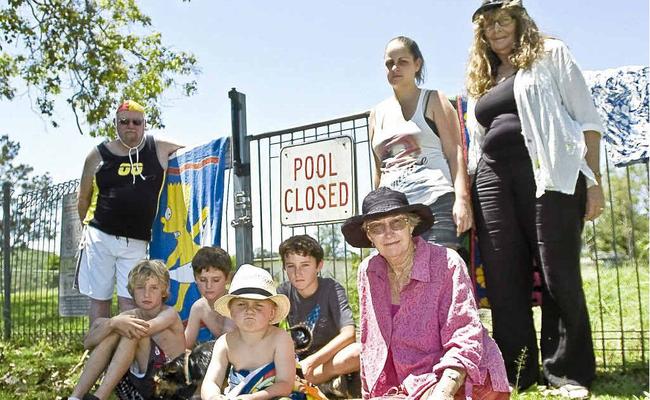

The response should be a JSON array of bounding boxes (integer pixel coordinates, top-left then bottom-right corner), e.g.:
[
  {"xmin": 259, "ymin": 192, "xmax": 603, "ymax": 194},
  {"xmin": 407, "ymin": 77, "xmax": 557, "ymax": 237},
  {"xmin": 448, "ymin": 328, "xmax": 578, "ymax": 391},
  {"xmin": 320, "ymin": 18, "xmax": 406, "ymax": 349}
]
[
  {"xmin": 474, "ymin": 75, "xmax": 528, "ymax": 164},
  {"xmin": 89, "ymin": 135, "xmax": 165, "ymax": 241}
]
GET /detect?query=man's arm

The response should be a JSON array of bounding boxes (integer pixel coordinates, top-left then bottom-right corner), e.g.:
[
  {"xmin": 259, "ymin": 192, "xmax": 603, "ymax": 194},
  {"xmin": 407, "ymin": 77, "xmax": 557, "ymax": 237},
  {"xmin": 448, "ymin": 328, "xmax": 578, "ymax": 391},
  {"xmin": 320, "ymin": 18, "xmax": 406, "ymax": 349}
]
[
  {"xmin": 155, "ymin": 138, "xmax": 184, "ymax": 170},
  {"xmin": 77, "ymin": 148, "xmax": 101, "ymax": 222}
]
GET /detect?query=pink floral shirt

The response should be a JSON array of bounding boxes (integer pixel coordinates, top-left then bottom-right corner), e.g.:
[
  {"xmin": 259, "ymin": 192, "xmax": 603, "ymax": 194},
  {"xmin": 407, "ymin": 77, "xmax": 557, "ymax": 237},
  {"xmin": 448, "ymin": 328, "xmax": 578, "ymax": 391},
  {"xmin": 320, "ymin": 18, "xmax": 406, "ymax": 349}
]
[{"xmin": 357, "ymin": 237, "xmax": 509, "ymax": 399}]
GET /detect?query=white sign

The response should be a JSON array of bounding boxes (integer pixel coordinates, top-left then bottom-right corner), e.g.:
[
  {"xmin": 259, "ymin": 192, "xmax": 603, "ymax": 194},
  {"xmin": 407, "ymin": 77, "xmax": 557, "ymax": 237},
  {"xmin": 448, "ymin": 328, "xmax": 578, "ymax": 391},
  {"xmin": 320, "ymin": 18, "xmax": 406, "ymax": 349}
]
[{"xmin": 280, "ymin": 136, "xmax": 355, "ymax": 226}]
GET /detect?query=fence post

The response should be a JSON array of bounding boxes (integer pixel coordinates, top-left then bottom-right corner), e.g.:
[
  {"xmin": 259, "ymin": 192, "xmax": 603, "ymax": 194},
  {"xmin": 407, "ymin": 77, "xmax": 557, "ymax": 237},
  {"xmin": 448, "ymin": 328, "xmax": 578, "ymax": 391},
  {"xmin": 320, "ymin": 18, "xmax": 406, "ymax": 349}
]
[
  {"xmin": 2, "ymin": 181, "xmax": 11, "ymax": 340},
  {"xmin": 229, "ymin": 88, "xmax": 254, "ymax": 266}
]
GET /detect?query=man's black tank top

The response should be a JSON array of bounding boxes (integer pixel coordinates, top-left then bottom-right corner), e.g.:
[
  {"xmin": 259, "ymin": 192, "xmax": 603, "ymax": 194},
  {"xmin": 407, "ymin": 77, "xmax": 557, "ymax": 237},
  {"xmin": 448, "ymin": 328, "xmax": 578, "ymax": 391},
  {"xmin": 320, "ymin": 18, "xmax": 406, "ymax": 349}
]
[
  {"xmin": 88, "ymin": 135, "xmax": 165, "ymax": 241},
  {"xmin": 474, "ymin": 75, "xmax": 529, "ymax": 165}
]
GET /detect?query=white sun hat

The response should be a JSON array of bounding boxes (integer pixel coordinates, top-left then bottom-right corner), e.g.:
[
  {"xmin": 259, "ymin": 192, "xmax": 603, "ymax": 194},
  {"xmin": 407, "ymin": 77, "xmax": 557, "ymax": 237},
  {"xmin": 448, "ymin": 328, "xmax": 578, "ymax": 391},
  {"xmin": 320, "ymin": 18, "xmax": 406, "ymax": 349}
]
[{"xmin": 213, "ymin": 264, "xmax": 290, "ymax": 325}]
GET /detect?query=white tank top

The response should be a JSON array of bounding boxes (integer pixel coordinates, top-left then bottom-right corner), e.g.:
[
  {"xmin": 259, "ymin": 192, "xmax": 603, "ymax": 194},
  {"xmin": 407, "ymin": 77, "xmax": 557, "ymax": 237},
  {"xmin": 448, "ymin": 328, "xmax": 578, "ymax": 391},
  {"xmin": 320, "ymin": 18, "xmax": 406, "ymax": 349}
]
[{"xmin": 372, "ymin": 89, "xmax": 454, "ymax": 205}]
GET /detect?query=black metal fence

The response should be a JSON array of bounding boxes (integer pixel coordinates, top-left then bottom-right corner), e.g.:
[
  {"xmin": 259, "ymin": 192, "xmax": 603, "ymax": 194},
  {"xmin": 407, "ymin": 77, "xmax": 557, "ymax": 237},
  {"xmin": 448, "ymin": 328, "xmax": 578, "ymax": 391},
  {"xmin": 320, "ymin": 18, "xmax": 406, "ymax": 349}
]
[
  {"xmin": 245, "ymin": 111, "xmax": 649, "ymax": 371},
  {"xmin": 1, "ymin": 112, "xmax": 647, "ymax": 371},
  {"xmin": 1, "ymin": 179, "xmax": 86, "ymax": 340}
]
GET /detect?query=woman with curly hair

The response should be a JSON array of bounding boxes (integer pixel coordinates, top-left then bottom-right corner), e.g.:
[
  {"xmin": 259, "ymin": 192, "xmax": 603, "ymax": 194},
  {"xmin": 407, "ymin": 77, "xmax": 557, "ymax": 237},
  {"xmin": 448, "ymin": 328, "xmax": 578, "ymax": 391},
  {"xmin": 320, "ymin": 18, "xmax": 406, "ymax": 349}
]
[{"xmin": 465, "ymin": 0, "xmax": 605, "ymax": 396}]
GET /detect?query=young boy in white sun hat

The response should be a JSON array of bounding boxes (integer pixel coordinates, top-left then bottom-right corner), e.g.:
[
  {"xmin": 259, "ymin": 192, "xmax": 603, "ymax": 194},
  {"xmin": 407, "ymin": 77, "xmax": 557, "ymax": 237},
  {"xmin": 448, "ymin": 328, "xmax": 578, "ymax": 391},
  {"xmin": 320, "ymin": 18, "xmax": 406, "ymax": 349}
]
[{"xmin": 201, "ymin": 264, "xmax": 296, "ymax": 400}]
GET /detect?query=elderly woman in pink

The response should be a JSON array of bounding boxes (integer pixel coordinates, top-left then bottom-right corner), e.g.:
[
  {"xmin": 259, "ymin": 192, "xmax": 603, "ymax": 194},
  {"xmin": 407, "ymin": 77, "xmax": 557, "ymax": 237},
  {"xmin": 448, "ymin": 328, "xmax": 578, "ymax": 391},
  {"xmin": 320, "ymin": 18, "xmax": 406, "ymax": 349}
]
[{"xmin": 342, "ymin": 187, "xmax": 509, "ymax": 400}]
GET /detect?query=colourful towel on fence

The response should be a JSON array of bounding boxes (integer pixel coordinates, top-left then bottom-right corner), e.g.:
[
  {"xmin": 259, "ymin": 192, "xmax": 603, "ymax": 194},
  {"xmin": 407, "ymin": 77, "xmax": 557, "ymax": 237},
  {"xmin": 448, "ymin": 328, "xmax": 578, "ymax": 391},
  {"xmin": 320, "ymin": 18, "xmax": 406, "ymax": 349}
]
[
  {"xmin": 585, "ymin": 66, "xmax": 648, "ymax": 167},
  {"xmin": 149, "ymin": 137, "xmax": 230, "ymax": 321}
]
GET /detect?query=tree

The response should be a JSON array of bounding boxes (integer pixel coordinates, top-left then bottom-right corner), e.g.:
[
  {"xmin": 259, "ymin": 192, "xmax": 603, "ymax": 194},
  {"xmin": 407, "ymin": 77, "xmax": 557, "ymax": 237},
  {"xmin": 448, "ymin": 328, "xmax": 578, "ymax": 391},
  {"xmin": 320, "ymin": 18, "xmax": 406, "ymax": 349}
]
[
  {"xmin": 319, "ymin": 224, "xmax": 347, "ymax": 259},
  {"xmin": 585, "ymin": 162, "xmax": 649, "ymax": 262},
  {"xmin": 0, "ymin": 135, "xmax": 53, "ymax": 249},
  {"xmin": 1, "ymin": 0, "xmax": 198, "ymax": 137},
  {"xmin": 0, "ymin": 134, "xmax": 51, "ymax": 192}
]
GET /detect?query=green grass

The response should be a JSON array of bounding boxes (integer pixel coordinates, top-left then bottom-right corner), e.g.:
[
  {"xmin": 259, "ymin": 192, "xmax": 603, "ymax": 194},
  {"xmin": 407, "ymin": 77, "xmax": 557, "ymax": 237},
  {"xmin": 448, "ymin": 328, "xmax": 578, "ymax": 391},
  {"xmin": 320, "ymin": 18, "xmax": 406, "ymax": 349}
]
[
  {"xmin": 0, "ymin": 339, "xmax": 86, "ymax": 400},
  {"xmin": 0, "ymin": 340, "xmax": 646, "ymax": 400},
  {"xmin": 510, "ymin": 365, "xmax": 649, "ymax": 399},
  {"xmin": 583, "ymin": 259, "xmax": 648, "ymax": 367}
]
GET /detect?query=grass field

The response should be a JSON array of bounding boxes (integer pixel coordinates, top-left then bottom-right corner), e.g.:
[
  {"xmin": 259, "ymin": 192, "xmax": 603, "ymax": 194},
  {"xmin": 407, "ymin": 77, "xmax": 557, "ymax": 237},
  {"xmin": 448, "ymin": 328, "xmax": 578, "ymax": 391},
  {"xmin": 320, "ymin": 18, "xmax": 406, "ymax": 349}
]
[{"xmin": 0, "ymin": 339, "xmax": 646, "ymax": 400}]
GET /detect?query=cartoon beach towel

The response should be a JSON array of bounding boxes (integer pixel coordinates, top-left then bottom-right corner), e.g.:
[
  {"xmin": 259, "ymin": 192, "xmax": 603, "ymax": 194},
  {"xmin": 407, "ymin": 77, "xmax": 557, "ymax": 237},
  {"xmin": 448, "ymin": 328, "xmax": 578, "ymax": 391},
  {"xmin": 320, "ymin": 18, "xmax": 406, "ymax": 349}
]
[
  {"xmin": 226, "ymin": 362, "xmax": 326, "ymax": 400},
  {"xmin": 150, "ymin": 137, "xmax": 230, "ymax": 321}
]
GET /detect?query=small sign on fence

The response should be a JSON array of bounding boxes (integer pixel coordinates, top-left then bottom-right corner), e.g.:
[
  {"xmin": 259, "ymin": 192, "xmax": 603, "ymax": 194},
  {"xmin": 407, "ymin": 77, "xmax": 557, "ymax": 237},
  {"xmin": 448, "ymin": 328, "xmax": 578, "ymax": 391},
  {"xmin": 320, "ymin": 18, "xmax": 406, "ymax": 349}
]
[
  {"xmin": 59, "ymin": 193, "xmax": 90, "ymax": 316},
  {"xmin": 280, "ymin": 136, "xmax": 355, "ymax": 226}
]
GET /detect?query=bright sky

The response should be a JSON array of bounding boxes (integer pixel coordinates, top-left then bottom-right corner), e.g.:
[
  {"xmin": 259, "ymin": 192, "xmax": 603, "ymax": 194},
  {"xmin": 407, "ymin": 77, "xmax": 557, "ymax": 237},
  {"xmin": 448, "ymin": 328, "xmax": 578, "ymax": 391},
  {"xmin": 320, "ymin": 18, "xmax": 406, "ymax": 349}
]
[{"xmin": 3, "ymin": 0, "xmax": 649, "ymax": 183}]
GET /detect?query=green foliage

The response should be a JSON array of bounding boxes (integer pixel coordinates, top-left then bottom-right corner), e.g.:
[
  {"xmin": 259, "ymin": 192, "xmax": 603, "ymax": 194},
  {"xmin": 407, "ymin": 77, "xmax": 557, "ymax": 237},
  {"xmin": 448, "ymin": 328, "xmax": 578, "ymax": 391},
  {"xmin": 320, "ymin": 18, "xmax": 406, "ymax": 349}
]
[
  {"xmin": 585, "ymin": 163, "xmax": 649, "ymax": 262},
  {"xmin": 0, "ymin": 0, "xmax": 198, "ymax": 137},
  {"xmin": 0, "ymin": 135, "xmax": 51, "ymax": 192},
  {"xmin": 345, "ymin": 248, "xmax": 372, "ymax": 323},
  {"xmin": 0, "ymin": 135, "xmax": 53, "ymax": 249},
  {"xmin": 47, "ymin": 253, "xmax": 61, "ymax": 270}
]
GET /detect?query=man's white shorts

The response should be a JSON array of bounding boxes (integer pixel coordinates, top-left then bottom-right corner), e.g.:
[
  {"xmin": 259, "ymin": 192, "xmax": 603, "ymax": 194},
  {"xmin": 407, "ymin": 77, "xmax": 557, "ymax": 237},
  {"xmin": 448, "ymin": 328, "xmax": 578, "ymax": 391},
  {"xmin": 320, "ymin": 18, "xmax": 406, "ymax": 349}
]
[{"xmin": 76, "ymin": 225, "xmax": 148, "ymax": 300}]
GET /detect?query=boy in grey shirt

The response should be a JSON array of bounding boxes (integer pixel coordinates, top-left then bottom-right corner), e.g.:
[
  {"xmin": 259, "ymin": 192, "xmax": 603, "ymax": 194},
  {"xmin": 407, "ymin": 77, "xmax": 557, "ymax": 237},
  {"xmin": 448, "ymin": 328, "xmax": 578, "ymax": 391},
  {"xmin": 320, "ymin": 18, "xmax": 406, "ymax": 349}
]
[{"xmin": 278, "ymin": 235, "xmax": 360, "ymax": 398}]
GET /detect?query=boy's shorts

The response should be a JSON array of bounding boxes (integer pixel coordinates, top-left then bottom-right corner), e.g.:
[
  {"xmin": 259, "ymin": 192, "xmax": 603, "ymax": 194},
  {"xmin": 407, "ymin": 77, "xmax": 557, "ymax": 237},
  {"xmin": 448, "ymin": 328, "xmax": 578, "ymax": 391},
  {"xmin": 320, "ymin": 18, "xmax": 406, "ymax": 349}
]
[{"xmin": 76, "ymin": 225, "xmax": 148, "ymax": 300}]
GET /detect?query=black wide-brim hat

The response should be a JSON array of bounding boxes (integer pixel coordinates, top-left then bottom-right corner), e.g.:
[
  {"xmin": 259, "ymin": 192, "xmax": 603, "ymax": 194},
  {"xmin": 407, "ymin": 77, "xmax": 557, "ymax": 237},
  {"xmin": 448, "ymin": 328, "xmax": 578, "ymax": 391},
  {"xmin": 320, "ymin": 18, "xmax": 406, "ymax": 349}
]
[
  {"xmin": 341, "ymin": 187, "xmax": 434, "ymax": 248},
  {"xmin": 472, "ymin": 0, "xmax": 523, "ymax": 21}
]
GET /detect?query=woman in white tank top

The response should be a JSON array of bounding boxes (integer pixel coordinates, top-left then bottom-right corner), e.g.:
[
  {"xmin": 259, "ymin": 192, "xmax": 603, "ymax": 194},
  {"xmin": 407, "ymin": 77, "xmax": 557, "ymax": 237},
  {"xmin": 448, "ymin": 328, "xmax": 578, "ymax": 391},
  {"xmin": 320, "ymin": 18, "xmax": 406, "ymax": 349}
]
[{"xmin": 369, "ymin": 36, "xmax": 473, "ymax": 249}]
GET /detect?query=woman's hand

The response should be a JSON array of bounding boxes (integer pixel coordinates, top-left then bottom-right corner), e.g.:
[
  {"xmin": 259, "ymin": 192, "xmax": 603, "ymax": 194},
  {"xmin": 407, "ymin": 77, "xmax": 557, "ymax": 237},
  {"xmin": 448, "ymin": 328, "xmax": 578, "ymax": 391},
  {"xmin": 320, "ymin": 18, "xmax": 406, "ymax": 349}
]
[
  {"xmin": 426, "ymin": 387, "xmax": 455, "ymax": 400},
  {"xmin": 425, "ymin": 368, "xmax": 466, "ymax": 400},
  {"xmin": 584, "ymin": 185, "xmax": 605, "ymax": 221},
  {"xmin": 453, "ymin": 196, "xmax": 474, "ymax": 236}
]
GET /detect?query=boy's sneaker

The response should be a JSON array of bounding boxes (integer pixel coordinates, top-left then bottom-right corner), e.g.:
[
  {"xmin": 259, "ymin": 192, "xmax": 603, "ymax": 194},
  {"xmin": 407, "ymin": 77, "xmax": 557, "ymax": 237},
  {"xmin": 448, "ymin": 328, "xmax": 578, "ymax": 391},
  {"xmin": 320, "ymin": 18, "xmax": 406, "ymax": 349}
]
[{"xmin": 82, "ymin": 395, "xmax": 100, "ymax": 400}]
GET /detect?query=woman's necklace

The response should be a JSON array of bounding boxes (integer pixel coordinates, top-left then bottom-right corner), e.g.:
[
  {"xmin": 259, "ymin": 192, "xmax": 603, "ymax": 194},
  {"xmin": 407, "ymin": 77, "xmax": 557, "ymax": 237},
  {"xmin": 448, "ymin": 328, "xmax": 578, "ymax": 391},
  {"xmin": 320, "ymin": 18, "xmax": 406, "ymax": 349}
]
[
  {"xmin": 496, "ymin": 65, "xmax": 517, "ymax": 83},
  {"xmin": 388, "ymin": 248, "xmax": 415, "ymax": 302}
]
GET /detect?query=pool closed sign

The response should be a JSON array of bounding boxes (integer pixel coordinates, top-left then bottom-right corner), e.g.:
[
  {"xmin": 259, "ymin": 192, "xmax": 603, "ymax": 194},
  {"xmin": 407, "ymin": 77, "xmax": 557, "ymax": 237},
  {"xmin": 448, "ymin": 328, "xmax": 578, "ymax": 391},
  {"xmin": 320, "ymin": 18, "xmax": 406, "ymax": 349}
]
[{"xmin": 280, "ymin": 136, "xmax": 355, "ymax": 226}]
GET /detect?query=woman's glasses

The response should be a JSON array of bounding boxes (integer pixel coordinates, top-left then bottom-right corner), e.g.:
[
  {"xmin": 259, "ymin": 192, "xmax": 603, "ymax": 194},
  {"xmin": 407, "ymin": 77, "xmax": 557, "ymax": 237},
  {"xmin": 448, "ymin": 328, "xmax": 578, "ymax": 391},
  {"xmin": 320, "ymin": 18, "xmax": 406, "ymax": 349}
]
[
  {"xmin": 118, "ymin": 117, "xmax": 144, "ymax": 126},
  {"xmin": 365, "ymin": 217, "xmax": 410, "ymax": 236},
  {"xmin": 483, "ymin": 13, "xmax": 514, "ymax": 32}
]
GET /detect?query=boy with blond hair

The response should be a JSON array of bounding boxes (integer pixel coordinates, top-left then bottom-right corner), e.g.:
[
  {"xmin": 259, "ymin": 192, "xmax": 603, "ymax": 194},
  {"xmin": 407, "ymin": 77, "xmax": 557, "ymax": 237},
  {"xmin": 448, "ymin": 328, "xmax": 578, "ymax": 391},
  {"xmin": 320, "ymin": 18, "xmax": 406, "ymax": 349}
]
[
  {"xmin": 185, "ymin": 246, "xmax": 235, "ymax": 349},
  {"xmin": 69, "ymin": 260, "xmax": 185, "ymax": 400}
]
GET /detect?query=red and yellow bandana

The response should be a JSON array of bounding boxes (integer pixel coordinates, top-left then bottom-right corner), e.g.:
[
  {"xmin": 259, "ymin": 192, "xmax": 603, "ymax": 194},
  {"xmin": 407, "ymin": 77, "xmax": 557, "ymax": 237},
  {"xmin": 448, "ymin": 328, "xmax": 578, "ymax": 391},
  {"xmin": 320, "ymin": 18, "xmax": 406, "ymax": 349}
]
[{"xmin": 116, "ymin": 100, "xmax": 145, "ymax": 114}]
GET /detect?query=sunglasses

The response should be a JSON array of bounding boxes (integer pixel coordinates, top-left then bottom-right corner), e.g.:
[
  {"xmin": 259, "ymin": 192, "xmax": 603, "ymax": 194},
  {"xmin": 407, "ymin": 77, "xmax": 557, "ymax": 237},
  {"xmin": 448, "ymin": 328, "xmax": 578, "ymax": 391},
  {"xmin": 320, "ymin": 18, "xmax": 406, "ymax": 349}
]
[
  {"xmin": 483, "ymin": 13, "xmax": 514, "ymax": 32},
  {"xmin": 365, "ymin": 217, "xmax": 410, "ymax": 236},
  {"xmin": 118, "ymin": 117, "xmax": 144, "ymax": 126}
]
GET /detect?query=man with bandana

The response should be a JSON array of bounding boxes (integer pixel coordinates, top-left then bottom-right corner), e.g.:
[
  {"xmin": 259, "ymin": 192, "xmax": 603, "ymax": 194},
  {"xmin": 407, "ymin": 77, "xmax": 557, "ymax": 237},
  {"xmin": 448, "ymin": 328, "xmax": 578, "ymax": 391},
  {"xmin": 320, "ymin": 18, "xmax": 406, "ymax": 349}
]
[{"xmin": 76, "ymin": 100, "xmax": 183, "ymax": 327}]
